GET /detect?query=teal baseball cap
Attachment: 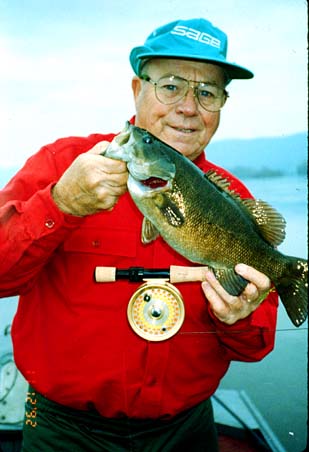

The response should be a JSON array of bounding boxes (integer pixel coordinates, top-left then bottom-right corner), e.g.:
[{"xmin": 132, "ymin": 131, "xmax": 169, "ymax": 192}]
[{"xmin": 129, "ymin": 18, "xmax": 253, "ymax": 80}]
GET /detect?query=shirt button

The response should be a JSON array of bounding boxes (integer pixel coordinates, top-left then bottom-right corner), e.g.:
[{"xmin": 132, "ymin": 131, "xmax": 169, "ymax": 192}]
[
  {"xmin": 45, "ymin": 219, "xmax": 55, "ymax": 229},
  {"xmin": 148, "ymin": 376, "xmax": 157, "ymax": 386},
  {"xmin": 92, "ymin": 240, "xmax": 101, "ymax": 248}
]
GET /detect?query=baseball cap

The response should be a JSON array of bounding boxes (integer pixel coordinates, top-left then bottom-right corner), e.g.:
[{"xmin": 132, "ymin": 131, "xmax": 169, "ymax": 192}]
[{"xmin": 129, "ymin": 18, "xmax": 253, "ymax": 80}]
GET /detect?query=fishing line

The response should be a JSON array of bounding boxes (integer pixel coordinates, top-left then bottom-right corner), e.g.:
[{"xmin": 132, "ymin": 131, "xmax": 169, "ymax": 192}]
[{"xmin": 178, "ymin": 327, "xmax": 308, "ymax": 335}]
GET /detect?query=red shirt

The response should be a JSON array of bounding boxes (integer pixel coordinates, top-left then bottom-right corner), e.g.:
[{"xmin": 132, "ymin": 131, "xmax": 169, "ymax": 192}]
[{"xmin": 0, "ymin": 123, "xmax": 278, "ymax": 419}]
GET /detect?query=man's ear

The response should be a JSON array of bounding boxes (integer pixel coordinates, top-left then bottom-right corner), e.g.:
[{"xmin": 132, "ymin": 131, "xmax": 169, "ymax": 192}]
[{"xmin": 131, "ymin": 76, "xmax": 143, "ymax": 102}]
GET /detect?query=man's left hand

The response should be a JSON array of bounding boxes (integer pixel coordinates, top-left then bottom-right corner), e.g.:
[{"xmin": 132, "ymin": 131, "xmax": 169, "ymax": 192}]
[{"xmin": 202, "ymin": 264, "xmax": 272, "ymax": 324}]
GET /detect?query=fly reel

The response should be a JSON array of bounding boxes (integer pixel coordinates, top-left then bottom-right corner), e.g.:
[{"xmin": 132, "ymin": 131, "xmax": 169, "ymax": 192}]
[
  {"xmin": 95, "ymin": 266, "xmax": 208, "ymax": 342},
  {"xmin": 127, "ymin": 280, "xmax": 185, "ymax": 341}
]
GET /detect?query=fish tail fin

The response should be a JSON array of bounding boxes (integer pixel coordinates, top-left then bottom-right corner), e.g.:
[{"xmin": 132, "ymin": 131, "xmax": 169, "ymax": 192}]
[{"xmin": 275, "ymin": 257, "xmax": 308, "ymax": 327}]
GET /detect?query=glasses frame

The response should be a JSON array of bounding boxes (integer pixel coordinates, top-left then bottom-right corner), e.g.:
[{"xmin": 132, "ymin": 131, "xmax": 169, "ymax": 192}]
[{"xmin": 140, "ymin": 74, "xmax": 229, "ymax": 112}]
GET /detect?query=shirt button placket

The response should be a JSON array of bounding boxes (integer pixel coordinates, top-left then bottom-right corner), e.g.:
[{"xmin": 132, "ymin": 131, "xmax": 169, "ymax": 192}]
[{"xmin": 133, "ymin": 342, "xmax": 170, "ymax": 417}]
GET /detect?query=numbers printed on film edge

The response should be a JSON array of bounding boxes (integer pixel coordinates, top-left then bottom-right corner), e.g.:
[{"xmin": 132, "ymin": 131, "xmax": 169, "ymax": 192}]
[{"xmin": 25, "ymin": 391, "xmax": 38, "ymax": 428}]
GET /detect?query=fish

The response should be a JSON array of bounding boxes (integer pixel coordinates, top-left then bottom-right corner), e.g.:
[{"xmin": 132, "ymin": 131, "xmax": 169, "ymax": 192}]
[{"xmin": 103, "ymin": 122, "xmax": 308, "ymax": 327}]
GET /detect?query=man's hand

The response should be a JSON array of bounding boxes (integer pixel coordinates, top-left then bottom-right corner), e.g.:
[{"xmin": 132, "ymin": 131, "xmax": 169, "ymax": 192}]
[
  {"xmin": 52, "ymin": 141, "xmax": 128, "ymax": 216},
  {"xmin": 202, "ymin": 264, "xmax": 272, "ymax": 324}
]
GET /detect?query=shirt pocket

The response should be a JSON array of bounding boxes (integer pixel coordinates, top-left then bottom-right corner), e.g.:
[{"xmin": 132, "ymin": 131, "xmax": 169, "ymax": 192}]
[
  {"xmin": 63, "ymin": 226, "xmax": 137, "ymax": 258},
  {"xmin": 59, "ymin": 226, "xmax": 139, "ymax": 308}
]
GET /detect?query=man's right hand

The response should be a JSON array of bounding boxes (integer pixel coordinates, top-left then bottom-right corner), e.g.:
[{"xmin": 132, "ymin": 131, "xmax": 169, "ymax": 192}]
[{"xmin": 52, "ymin": 141, "xmax": 128, "ymax": 216}]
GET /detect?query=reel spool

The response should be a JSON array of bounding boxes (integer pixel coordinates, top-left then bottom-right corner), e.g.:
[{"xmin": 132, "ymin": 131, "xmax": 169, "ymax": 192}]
[{"xmin": 127, "ymin": 280, "xmax": 185, "ymax": 341}]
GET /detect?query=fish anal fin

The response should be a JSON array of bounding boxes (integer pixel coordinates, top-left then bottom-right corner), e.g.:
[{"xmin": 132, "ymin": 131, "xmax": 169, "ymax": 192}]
[
  {"xmin": 142, "ymin": 218, "xmax": 160, "ymax": 244},
  {"xmin": 242, "ymin": 199, "xmax": 286, "ymax": 246},
  {"xmin": 214, "ymin": 267, "xmax": 248, "ymax": 296}
]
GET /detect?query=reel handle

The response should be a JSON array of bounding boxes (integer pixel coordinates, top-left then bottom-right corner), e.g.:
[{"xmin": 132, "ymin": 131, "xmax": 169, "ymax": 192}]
[{"xmin": 94, "ymin": 265, "xmax": 209, "ymax": 283}]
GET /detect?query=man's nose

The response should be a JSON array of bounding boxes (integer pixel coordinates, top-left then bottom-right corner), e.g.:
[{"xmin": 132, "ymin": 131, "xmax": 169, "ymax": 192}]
[{"xmin": 176, "ymin": 86, "xmax": 199, "ymax": 115}]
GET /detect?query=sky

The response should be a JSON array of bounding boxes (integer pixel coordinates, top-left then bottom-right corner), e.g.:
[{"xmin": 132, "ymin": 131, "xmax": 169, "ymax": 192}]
[{"xmin": 0, "ymin": 0, "xmax": 307, "ymax": 168}]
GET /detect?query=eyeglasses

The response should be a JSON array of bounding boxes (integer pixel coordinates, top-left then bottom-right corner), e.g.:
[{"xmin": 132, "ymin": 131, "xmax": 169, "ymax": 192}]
[{"xmin": 140, "ymin": 74, "xmax": 228, "ymax": 112}]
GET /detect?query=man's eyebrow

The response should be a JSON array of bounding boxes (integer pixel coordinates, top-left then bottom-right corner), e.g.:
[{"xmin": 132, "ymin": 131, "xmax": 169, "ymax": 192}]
[{"xmin": 153, "ymin": 74, "xmax": 224, "ymax": 85}]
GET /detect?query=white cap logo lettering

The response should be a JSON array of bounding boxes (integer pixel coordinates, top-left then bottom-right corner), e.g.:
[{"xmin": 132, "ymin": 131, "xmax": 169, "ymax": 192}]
[{"xmin": 171, "ymin": 25, "xmax": 221, "ymax": 49}]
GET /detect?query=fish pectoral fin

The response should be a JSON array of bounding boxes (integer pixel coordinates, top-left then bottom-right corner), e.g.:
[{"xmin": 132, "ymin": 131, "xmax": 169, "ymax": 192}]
[
  {"xmin": 141, "ymin": 218, "xmax": 160, "ymax": 244},
  {"xmin": 241, "ymin": 199, "xmax": 286, "ymax": 246},
  {"xmin": 214, "ymin": 267, "xmax": 248, "ymax": 296},
  {"xmin": 154, "ymin": 195, "xmax": 185, "ymax": 227}
]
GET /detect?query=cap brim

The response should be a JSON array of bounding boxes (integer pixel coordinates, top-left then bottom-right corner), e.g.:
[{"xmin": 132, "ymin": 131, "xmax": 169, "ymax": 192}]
[{"xmin": 130, "ymin": 46, "xmax": 253, "ymax": 80}]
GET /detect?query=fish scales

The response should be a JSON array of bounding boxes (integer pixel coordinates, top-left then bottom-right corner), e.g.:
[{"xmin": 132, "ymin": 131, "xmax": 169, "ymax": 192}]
[{"xmin": 127, "ymin": 141, "xmax": 286, "ymax": 277}]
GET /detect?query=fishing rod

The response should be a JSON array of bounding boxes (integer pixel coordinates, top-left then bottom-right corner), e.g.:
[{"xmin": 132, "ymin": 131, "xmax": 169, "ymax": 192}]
[{"xmin": 94, "ymin": 266, "xmax": 307, "ymax": 335}]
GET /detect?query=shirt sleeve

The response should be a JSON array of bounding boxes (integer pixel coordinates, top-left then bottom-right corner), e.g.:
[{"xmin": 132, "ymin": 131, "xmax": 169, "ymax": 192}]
[
  {"xmin": 207, "ymin": 291, "xmax": 278, "ymax": 362},
  {"xmin": 0, "ymin": 144, "xmax": 84, "ymax": 297}
]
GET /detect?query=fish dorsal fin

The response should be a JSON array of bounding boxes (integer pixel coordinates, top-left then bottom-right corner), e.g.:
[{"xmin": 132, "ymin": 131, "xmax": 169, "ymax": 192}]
[
  {"xmin": 205, "ymin": 170, "xmax": 243, "ymax": 203},
  {"xmin": 213, "ymin": 267, "xmax": 248, "ymax": 296},
  {"xmin": 241, "ymin": 198, "xmax": 286, "ymax": 246},
  {"xmin": 205, "ymin": 170, "xmax": 286, "ymax": 247},
  {"xmin": 205, "ymin": 170, "xmax": 233, "ymax": 193},
  {"xmin": 142, "ymin": 218, "xmax": 160, "ymax": 244}
]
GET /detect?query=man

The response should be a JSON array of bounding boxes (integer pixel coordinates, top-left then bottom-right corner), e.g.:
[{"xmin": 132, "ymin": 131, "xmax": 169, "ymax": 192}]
[{"xmin": 0, "ymin": 18, "xmax": 277, "ymax": 451}]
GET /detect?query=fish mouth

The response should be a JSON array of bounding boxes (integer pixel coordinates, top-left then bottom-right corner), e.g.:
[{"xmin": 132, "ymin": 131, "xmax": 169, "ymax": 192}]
[
  {"xmin": 141, "ymin": 177, "xmax": 169, "ymax": 189},
  {"xmin": 128, "ymin": 174, "xmax": 172, "ymax": 196}
]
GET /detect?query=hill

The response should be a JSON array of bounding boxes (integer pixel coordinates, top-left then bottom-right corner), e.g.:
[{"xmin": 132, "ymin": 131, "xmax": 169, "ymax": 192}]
[
  {"xmin": 206, "ymin": 132, "xmax": 307, "ymax": 178},
  {"xmin": 0, "ymin": 132, "xmax": 307, "ymax": 188}
]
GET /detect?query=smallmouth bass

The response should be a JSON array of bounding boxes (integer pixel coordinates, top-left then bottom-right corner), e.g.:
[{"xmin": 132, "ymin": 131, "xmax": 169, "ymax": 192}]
[{"xmin": 103, "ymin": 122, "xmax": 308, "ymax": 327}]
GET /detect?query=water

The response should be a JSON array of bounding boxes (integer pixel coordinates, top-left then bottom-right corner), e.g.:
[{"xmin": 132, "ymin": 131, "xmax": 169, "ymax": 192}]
[
  {"xmin": 0, "ymin": 175, "xmax": 307, "ymax": 450},
  {"xmin": 218, "ymin": 175, "xmax": 308, "ymax": 452}
]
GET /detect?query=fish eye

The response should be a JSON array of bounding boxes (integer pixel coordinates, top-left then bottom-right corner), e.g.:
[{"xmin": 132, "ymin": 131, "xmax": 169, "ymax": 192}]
[{"xmin": 143, "ymin": 136, "xmax": 153, "ymax": 144}]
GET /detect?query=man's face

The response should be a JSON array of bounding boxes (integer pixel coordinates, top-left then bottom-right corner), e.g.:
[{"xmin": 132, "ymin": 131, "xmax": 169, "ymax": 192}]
[{"xmin": 132, "ymin": 58, "xmax": 227, "ymax": 161}]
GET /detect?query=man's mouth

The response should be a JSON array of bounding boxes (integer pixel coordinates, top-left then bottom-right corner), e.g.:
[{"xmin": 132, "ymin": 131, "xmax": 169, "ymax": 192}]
[{"xmin": 173, "ymin": 126, "xmax": 196, "ymax": 134}]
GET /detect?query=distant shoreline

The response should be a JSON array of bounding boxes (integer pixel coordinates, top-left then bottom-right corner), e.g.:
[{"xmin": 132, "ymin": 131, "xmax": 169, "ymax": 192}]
[
  {"xmin": 227, "ymin": 166, "xmax": 307, "ymax": 179},
  {"xmin": 0, "ymin": 166, "xmax": 307, "ymax": 190}
]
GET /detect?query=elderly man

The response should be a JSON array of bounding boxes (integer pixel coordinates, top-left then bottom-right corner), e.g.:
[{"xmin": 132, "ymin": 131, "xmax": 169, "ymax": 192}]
[{"xmin": 0, "ymin": 18, "xmax": 277, "ymax": 452}]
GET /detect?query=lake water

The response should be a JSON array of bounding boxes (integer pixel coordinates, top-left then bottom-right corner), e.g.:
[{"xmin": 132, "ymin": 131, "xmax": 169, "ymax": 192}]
[
  {"xmin": 0, "ymin": 175, "xmax": 307, "ymax": 451},
  {"xmin": 218, "ymin": 175, "xmax": 308, "ymax": 452}
]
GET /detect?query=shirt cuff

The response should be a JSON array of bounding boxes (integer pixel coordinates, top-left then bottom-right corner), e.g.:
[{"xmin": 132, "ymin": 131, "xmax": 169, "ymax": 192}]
[
  {"xmin": 12, "ymin": 183, "xmax": 84, "ymax": 241},
  {"xmin": 207, "ymin": 291, "xmax": 278, "ymax": 331}
]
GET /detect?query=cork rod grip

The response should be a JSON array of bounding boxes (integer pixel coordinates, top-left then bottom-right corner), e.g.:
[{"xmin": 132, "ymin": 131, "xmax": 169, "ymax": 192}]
[
  {"xmin": 94, "ymin": 266, "xmax": 209, "ymax": 283},
  {"xmin": 95, "ymin": 266, "xmax": 117, "ymax": 282},
  {"xmin": 169, "ymin": 265, "xmax": 209, "ymax": 283}
]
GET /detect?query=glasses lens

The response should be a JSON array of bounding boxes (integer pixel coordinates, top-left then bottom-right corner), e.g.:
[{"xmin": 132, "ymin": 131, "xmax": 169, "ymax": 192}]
[
  {"xmin": 151, "ymin": 75, "xmax": 226, "ymax": 111},
  {"xmin": 155, "ymin": 76, "xmax": 188, "ymax": 104},
  {"xmin": 197, "ymin": 83, "xmax": 225, "ymax": 112}
]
